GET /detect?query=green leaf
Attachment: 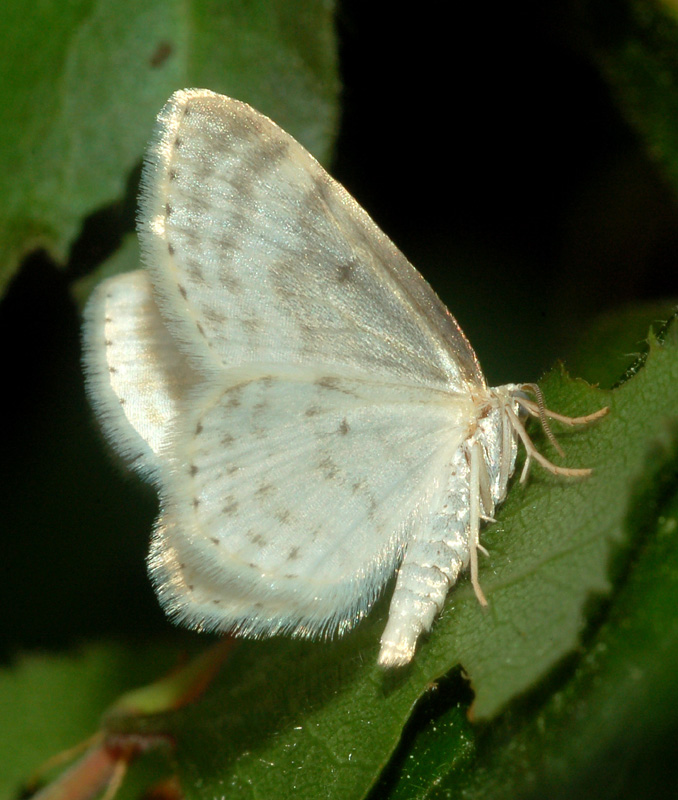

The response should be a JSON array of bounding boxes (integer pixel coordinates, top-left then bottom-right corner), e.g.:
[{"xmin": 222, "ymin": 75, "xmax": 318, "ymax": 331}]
[
  {"xmin": 7, "ymin": 7, "xmax": 678, "ymax": 796},
  {"xmin": 0, "ymin": 0, "xmax": 338, "ymax": 297},
  {"xmin": 401, "ymin": 423, "xmax": 678, "ymax": 800},
  {"xmin": 375, "ymin": 693, "xmax": 475, "ymax": 800},
  {"xmin": 0, "ymin": 643, "xmax": 181, "ymax": 800},
  {"xmin": 99, "ymin": 325, "xmax": 678, "ymax": 799},
  {"xmin": 564, "ymin": 300, "xmax": 678, "ymax": 388}
]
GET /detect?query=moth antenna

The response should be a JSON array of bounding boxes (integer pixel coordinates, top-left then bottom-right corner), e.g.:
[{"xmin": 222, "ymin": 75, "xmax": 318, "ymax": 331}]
[
  {"xmin": 517, "ymin": 384, "xmax": 609, "ymax": 427},
  {"xmin": 505, "ymin": 404, "xmax": 592, "ymax": 479},
  {"xmin": 517, "ymin": 383, "xmax": 564, "ymax": 457}
]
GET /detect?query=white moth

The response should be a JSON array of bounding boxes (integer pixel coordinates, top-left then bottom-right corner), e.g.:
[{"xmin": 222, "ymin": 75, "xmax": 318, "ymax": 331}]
[{"xmin": 83, "ymin": 89, "xmax": 607, "ymax": 667}]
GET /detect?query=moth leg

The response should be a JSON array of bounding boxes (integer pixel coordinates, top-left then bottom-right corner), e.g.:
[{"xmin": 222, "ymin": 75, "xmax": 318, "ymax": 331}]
[
  {"xmin": 468, "ymin": 440, "xmax": 488, "ymax": 607},
  {"xmin": 514, "ymin": 384, "xmax": 609, "ymax": 462},
  {"xmin": 517, "ymin": 384, "xmax": 609, "ymax": 427},
  {"xmin": 505, "ymin": 404, "xmax": 594, "ymax": 480}
]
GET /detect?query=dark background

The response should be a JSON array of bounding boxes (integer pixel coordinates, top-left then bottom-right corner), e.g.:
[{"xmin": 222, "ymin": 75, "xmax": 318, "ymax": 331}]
[
  {"xmin": 2, "ymin": 3, "xmax": 677, "ymax": 655},
  {"xmin": 335, "ymin": 3, "xmax": 678, "ymax": 382}
]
